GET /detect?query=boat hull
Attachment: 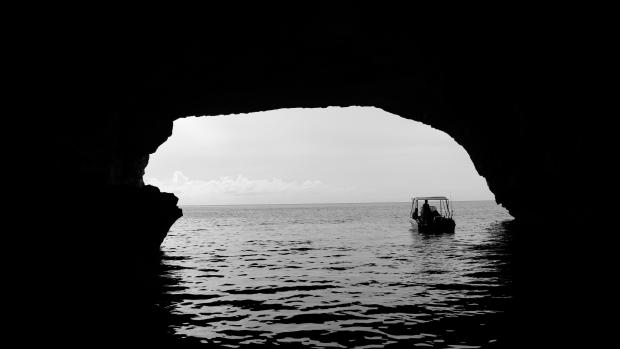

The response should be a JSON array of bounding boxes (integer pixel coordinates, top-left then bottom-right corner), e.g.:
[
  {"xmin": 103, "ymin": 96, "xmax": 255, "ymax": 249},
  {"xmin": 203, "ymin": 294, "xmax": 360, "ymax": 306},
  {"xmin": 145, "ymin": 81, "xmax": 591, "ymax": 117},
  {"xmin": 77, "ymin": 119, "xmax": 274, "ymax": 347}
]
[{"xmin": 410, "ymin": 217, "xmax": 455, "ymax": 234}]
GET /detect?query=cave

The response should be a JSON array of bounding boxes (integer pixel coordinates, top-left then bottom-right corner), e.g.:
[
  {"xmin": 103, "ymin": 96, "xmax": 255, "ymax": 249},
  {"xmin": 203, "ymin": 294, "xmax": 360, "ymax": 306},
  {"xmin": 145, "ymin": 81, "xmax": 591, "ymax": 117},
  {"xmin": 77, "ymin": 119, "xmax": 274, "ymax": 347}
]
[{"xmin": 25, "ymin": 8, "xmax": 596, "ymax": 347}]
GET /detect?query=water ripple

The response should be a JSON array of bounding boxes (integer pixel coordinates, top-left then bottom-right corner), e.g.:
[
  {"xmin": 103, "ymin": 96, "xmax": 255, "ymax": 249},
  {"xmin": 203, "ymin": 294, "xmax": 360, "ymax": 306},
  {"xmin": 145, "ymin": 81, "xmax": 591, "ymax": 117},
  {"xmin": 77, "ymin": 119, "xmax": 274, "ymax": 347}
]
[{"xmin": 159, "ymin": 202, "xmax": 514, "ymax": 347}]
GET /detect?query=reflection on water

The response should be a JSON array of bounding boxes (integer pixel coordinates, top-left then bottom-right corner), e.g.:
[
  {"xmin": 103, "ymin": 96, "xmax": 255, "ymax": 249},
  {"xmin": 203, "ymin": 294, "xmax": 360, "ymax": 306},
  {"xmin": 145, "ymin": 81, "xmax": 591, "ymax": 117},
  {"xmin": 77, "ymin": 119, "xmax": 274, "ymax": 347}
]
[{"xmin": 153, "ymin": 201, "xmax": 514, "ymax": 348}]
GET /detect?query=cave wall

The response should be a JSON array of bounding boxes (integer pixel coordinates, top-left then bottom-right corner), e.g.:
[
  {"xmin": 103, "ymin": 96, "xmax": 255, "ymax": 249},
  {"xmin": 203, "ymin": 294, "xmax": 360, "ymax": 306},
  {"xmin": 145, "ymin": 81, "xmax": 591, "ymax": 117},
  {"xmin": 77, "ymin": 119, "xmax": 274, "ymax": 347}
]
[
  {"xmin": 67, "ymin": 14, "xmax": 557, "ymax": 224},
  {"xmin": 24, "ymin": 7, "xmax": 593, "ymax": 346},
  {"xmin": 35, "ymin": 9, "xmax": 585, "ymax": 261}
]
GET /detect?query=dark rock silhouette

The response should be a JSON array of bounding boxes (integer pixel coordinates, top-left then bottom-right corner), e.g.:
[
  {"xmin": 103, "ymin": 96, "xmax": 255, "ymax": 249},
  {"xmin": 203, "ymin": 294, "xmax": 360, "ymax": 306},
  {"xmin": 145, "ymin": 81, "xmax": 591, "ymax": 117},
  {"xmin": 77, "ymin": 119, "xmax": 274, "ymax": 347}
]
[{"xmin": 17, "ymin": 6, "xmax": 599, "ymax": 348}]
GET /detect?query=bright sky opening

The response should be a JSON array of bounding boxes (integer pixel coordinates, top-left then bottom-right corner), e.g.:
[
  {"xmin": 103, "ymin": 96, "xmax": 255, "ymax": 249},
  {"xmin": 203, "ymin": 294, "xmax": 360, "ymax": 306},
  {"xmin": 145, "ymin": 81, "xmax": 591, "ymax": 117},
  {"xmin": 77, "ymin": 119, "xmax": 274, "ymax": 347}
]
[{"xmin": 144, "ymin": 107, "xmax": 494, "ymax": 205}]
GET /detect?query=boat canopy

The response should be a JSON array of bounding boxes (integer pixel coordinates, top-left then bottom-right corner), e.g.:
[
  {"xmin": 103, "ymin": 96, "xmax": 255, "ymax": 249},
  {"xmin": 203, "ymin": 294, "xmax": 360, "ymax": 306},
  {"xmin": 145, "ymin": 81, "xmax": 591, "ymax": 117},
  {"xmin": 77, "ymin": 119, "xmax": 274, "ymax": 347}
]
[
  {"xmin": 410, "ymin": 196, "xmax": 454, "ymax": 220},
  {"xmin": 413, "ymin": 196, "xmax": 449, "ymax": 201}
]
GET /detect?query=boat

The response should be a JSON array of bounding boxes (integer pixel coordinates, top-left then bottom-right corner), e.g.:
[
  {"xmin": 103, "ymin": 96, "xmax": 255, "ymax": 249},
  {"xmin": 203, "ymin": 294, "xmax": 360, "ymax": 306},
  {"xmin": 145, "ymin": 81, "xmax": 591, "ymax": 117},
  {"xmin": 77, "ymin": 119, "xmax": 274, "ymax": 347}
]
[{"xmin": 409, "ymin": 196, "xmax": 456, "ymax": 234}]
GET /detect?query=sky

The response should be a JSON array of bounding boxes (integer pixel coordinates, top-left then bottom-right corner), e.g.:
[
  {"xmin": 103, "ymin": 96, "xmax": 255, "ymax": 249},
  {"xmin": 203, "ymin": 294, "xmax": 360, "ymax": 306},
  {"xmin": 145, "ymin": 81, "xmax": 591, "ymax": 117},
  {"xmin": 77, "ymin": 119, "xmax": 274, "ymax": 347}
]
[{"xmin": 144, "ymin": 107, "xmax": 494, "ymax": 205}]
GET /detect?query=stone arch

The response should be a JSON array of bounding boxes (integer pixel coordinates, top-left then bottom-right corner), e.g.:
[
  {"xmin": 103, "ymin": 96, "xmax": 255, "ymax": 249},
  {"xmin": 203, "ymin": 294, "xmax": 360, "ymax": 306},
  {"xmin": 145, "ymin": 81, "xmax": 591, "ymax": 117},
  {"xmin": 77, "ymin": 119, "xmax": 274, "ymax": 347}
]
[{"xmin": 32, "ymin": 10, "xmax": 586, "ymax": 347}]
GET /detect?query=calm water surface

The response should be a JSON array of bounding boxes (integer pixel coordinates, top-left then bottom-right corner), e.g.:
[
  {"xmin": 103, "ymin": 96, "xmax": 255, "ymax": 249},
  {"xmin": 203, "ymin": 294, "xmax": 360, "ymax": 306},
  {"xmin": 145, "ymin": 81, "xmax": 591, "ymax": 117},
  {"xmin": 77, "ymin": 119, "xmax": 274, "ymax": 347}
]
[{"xmin": 157, "ymin": 201, "xmax": 514, "ymax": 348}]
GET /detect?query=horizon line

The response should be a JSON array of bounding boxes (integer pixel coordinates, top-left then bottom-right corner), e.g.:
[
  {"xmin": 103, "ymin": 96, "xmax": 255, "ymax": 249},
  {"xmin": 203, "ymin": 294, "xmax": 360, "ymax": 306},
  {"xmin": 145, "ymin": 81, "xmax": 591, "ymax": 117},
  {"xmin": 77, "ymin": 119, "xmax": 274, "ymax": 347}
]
[{"xmin": 179, "ymin": 199, "xmax": 496, "ymax": 207}]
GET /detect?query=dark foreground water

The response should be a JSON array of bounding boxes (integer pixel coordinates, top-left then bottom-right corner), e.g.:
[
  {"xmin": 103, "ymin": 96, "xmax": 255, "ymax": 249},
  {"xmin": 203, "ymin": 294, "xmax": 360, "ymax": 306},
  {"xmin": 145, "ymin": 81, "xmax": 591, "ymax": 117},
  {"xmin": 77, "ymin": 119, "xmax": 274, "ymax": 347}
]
[{"xmin": 156, "ymin": 201, "xmax": 515, "ymax": 348}]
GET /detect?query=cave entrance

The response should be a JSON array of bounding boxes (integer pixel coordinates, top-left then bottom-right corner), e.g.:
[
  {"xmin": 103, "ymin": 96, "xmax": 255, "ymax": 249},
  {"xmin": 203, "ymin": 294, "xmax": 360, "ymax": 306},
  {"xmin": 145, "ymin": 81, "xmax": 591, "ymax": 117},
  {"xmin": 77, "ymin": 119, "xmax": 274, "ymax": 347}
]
[
  {"xmin": 144, "ymin": 106, "xmax": 494, "ymax": 205},
  {"xmin": 142, "ymin": 106, "xmax": 513, "ymax": 345}
]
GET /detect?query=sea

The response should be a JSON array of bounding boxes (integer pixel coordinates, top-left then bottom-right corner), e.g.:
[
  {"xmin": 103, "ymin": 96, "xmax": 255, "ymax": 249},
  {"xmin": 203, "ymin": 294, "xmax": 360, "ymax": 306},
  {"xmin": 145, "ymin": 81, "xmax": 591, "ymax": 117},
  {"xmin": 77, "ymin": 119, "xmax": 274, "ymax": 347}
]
[{"xmin": 155, "ymin": 201, "xmax": 515, "ymax": 348}]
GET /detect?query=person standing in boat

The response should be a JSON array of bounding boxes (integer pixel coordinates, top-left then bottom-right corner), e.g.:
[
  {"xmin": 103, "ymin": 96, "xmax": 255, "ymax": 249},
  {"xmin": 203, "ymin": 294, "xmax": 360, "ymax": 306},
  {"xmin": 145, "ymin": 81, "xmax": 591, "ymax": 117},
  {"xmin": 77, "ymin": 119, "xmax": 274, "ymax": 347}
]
[{"xmin": 421, "ymin": 200, "xmax": 431, "ymax": 223}]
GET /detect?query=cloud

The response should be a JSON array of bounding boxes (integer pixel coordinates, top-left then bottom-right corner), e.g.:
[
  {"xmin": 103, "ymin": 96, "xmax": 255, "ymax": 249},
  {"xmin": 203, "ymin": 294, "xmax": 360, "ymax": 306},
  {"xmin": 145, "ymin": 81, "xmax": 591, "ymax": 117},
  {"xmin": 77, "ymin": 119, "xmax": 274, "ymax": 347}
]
[{"xmin": 144, "ymin": 171, "xmax": 333, "ymax": 204}]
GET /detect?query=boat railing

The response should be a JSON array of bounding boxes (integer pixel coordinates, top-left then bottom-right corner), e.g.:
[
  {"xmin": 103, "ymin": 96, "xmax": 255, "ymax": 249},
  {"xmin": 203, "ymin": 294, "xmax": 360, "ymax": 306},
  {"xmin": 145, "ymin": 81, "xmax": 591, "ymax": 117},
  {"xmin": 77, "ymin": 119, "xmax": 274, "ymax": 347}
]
[{"xmin": 411, "ymin": 197, "xmax": 455, "ymax": 220}]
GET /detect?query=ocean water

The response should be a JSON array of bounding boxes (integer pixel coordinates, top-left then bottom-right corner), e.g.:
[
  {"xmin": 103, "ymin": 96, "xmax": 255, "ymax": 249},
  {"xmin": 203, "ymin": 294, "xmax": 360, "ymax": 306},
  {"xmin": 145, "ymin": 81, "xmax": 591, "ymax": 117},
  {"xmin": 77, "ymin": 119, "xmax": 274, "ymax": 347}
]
[{"xmin": 156, "ymin": 201, "xmax": 515, "ymax": 348}]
